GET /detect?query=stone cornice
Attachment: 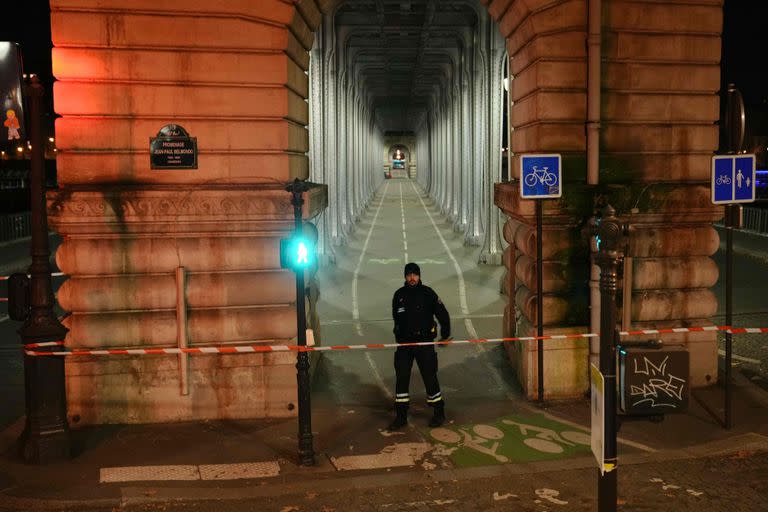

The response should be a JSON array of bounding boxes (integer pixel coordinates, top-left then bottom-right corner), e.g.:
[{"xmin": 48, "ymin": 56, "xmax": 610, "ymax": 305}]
[
  {"xmin": 48, "ymin": 184, "xmax": 328, "ymax": 234},
  {"xmin": 495, "ymin": 182, "xmax": 723, "ymax": 226}
]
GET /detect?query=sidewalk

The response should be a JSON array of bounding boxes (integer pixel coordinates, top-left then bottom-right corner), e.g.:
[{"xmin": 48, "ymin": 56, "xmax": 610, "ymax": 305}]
[{"xmin": 1, "ymin": 362, "xmax": 768, "ymax": 511}]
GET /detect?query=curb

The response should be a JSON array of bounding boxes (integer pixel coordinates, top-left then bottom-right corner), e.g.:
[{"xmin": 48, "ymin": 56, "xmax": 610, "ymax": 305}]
[
  {"xmin": 117, "ymin": 433, "xmax": 768, "ymax": 507},
  {"xmin": 2, "ymin": 430, "xmax": 767, "ymax": 510}
]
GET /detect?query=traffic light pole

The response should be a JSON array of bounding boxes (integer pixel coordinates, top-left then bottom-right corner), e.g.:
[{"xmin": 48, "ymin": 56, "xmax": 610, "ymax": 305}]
[
  {"xmin": 287, "ymin": 178, "xmax": 315, "ymax": 466},
  {"xmin": 593, "ymin": 205, "xmax": 627, "ymax": 512},
  {"xmin": 19, "ymin": 75, "xmax": 71, "ymax": 463}
]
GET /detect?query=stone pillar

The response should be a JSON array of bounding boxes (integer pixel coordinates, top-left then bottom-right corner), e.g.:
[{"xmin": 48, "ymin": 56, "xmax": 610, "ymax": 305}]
[
  {"xmin": 49, "ymin": 0, "xmax": 327, "ymax": 424},
  {"xmin": 495, "ymin": 186, "xmax": 591, "ymax": 399},
  {"xmin": 596, "ymin": 1, "xmax": 723, "ymax": 388},
  {"xmin": 491, "ymin": 0, "xmax": 724, "ymax": 397}
]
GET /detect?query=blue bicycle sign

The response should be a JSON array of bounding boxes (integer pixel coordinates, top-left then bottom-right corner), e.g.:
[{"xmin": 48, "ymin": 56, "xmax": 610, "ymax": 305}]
[
  {"xmin": 520, "ymin": 154, "xmax": 562, "ymax": 199},
  {"xmin": 525, "ymin": 166, "xmax": 558, "ymax": 187}
]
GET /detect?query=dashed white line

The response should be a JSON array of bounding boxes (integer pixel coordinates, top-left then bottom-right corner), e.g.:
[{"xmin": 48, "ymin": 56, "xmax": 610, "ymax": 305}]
[
  {"xmin": 0, "ymin": 315, "xmax": 8, "ymax": 324},
  {"xmin": 399, "ymin": 182, "xmax": 409, "ymax": 262},
  {"xmin": 409, "ymin": 181, "xmax": 477, "ymax": 339},
  {"xmin": 352, "ymin": 182, "xmax": 390, "ymax": 336}
]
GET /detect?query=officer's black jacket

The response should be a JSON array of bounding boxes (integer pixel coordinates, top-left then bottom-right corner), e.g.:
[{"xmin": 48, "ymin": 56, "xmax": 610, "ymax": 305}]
[{"xmin": 392, "ymin": 282, "xmax": 451, "ymax": 343}]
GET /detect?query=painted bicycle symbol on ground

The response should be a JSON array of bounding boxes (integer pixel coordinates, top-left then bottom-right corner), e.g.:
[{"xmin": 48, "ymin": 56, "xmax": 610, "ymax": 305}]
[
  {"xmin": 524, "ymin": 166, "xmax": 558, "ymax": 187},
  {"xmin": 500, "ymin": 419, "xmax": 590, "ymax": 453},
  {"xmin": 430, "ymin": 424, "xmax": 510, "ymax": 463},
  {"xmin": 426, "ymin": 414, "xmax": 591, "ymax": 468}
]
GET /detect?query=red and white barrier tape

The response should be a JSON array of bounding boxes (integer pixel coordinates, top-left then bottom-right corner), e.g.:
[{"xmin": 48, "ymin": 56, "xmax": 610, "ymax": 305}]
[
  {"xmin": 21, "ymin": 325, "xmax": 768, "ymax": 357},
  {"xmin": 24, "ymin": 341, "xmax": 66, "ymax": 349},
  {"xmin": 0, "ymin": 272, "xmax": 65, "ymax": 281}
]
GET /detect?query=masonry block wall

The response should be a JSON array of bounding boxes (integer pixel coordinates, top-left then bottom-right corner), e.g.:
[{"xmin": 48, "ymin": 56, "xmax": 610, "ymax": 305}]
[
  {"xmin": 49, "ymin": 0, "xmax": 327, "ymax": 425},
  {"xmin": 490, "ymin": 0, "xmax": 724, "ymax": 398}
]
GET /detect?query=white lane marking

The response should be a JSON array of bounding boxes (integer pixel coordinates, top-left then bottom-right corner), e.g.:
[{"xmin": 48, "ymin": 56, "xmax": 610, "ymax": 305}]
[
  {"xmin": 718, "ymin": 349, "xmax": 761, "ymax": 364},
  {"xmin": 409, "ymin": 181, "xmax": 477, "ymax": 339},
  {"xmin": 369, "ymin": 258, "xmax": 400, "ymax": 264},
  {"xmin": 399, "ymin": 182, "xmax": 408, "ymax": 262},
  {"xmin": 366, "ymin": 352, "xmax": 393, "ymax": 400},
  {"xmin": 352, "ymin": 181, "xmax": 390, "ymax": 336},
  {"xmin": 0, "ymin": 315, "xmax": 9, "ymax": 324}
]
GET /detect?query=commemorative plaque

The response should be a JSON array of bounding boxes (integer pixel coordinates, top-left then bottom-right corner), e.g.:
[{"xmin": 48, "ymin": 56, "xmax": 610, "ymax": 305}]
[
  {"xmin": 149, "ymin": 124, "xmax": 197, "ymax": 169},
  {"xmin": 0, "ymin": 42, "xmax": 26, "ymax": 151}
]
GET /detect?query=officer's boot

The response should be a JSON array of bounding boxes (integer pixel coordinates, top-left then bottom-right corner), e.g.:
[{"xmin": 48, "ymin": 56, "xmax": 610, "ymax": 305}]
[
  {"xmin": 428, "ymin": 403, "xmax": 445, "ymax": 428},
  {"xmin": 387, "ymin": 404, "xmax": 408, "ymax": 431}
]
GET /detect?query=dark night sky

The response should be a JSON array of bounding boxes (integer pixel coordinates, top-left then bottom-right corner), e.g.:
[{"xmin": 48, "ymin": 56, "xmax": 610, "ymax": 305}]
[{"xmin": 3, "ymin": 1, "xmax": 767, "ymax": 133}]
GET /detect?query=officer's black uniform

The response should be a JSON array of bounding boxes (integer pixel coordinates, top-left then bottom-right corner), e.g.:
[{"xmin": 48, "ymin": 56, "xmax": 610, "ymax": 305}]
[{"xmin": 388, "ymin": 262, "xmax": 450, "ymax": 430}]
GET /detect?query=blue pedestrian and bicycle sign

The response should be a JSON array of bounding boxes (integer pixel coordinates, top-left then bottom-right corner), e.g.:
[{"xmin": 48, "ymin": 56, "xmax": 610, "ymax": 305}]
[
  {"xmin": 520, "ymin": 154, "xmax": 562, "ymax": 199},
  {"xmin": 712, "ymin": 154, "xmax": 756, "ymax": 204}
]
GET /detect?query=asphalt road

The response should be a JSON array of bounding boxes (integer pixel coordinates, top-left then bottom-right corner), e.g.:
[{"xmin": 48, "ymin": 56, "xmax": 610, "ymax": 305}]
[
  {"xmin": 711, "ymin": 228, "xmax": 768, "ymax": 389},
  {"xmin": 22, "ymin": 450, "xmax": 767, "ymax": 512}
]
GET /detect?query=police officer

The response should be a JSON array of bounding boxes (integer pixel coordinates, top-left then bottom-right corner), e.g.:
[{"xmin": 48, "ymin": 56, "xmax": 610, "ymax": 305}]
[{"xmin": 388, "ymin": 262, "xmax": 450, "ymax": 431}]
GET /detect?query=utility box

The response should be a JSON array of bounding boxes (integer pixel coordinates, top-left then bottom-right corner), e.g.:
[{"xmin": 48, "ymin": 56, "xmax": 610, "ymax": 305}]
[{"xmin": 618, "ymin": 346, "xmax": 689, "ymax": 416}]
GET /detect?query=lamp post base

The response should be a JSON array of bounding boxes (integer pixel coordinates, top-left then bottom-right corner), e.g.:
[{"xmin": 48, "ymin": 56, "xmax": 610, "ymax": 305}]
[{"xmin": 20, "ymin": 423, "xmax": 70, "ymax": 464}]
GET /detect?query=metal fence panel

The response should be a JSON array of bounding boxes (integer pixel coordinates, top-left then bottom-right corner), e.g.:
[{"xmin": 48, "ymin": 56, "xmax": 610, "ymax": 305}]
[
  {"xmin": 742, "ymin": 207, "xmax": 768, "ymax": 235},
  {"xmin": 0, "ymin": 211, "xmax": 31, "ymax": 242}
]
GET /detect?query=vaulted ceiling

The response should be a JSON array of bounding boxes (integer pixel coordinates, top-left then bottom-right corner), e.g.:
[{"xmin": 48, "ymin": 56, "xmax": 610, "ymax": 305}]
[{"xmin": 335, "ymin": 0, "xmax": 478, "ymax": 133}]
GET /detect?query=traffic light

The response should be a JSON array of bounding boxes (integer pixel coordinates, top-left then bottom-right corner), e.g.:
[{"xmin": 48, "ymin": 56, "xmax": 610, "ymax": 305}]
[{"xmin": 280, "ymin": 235, "xmax": 315, "ymax": 270}]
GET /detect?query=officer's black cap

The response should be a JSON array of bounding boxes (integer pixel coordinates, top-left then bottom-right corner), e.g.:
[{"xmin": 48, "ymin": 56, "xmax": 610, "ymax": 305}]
[{"xmin": 404, "ymin": 262, "xmax": 420, "ymax": 277}]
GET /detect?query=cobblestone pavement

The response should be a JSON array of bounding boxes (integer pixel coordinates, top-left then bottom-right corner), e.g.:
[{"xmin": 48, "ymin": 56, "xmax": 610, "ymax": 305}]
[
  {"xmin": 15, "ymin": 450, "xmax": 764, "ymax": 512},
  {"xmin": 715, "ymin": 312, "xmax": 768, "ymax": 391}
]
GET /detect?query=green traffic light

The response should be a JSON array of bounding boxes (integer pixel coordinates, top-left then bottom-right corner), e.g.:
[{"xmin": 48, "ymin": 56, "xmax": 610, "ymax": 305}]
[
  {"xmin": 280, "ymin": 235, "xmax": 315, "ymax": 270},
  {"xmin": 296, "ymin": 241, "xmax": 309, "ymax": 265}
]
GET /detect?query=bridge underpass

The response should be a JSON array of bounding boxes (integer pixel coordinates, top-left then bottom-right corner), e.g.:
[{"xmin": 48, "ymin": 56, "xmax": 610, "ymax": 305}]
[
  {"xmin": 308, "ymin": 0, "xmax": 508, "ymax": 264},
  {"xmin": 314, "ymin": 179, "xmax": 509, "ymax": 409},
  {"xmin": 305, "ymin": 0, "xmax": 530, "ymax": 440},
  {"xmin": 306, "ymin": 173, "xmax": 630, "ymax": 472},
  {"xmin": 28, "ymin": 0, "xmax": 727, "ymax": 433}
]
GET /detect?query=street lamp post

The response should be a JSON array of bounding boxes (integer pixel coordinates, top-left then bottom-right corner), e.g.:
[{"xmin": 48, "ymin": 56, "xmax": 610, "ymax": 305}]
[
  {"xmin": 593, "ymin": 205, "xmax": 629, "ymax": 512},
  {"xmin": 286, "ymin": 178, "xmax": 316, "ymax": 467},
  {"xmin": 18, "ymin": 75, "xmax": 70, "ymax": 463}
]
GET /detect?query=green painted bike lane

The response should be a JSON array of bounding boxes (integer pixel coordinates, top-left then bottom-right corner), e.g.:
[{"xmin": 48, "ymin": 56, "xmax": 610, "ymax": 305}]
[{"xmin": 419, "ymin": 412, "xmax": 592, "ymax": 468}]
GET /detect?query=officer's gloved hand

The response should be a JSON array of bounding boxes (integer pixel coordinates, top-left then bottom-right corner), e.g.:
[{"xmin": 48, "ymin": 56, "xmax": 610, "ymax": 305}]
[{"xmin": 438, "ymin": 336, "xmax": 452, "ymax": 348}]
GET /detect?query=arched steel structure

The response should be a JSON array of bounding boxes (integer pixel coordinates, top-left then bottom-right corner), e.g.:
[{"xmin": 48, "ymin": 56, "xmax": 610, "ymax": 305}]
[{"xmin": 309, "ymin": 0, "xmax": 507, "ymax": 258}]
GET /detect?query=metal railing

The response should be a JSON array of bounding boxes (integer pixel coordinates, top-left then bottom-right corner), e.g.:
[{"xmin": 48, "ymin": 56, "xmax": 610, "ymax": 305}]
[
  {"xmin": 743, "ymin": 206, "xmax": 768, "ymax": 235},
  {"xmin": 0, "ymin": 211, "xmax": 32, "ymax": 242}
]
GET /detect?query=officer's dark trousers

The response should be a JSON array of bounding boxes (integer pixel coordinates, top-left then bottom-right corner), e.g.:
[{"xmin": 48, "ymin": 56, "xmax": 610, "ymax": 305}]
[{"xmin": 394, "ymin": 345, "xmax": 443, "ymax": 408}]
